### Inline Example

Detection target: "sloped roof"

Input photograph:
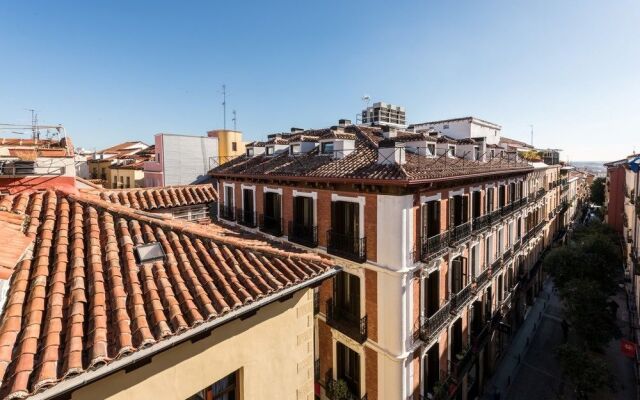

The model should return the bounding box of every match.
[210,125,533,184]
[0,190,334,399]
[95,184,218,211]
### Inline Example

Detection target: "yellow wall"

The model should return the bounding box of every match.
[109,168,144,189]
[71,289,315,400]
[210,130,246,161]
[88,160,112,181]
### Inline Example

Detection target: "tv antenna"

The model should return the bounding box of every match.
[232,110,237,131]
[220,84,227,130]
[362,95,371,109]
[26,109,39,140]
[529,124,534,147]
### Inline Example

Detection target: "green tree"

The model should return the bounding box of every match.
[557,344,612,398]
[590,177,605,205]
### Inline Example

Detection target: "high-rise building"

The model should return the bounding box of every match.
[361,102,406,127]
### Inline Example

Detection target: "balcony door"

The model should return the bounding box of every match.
[471,300,483,336]
[498,185,506,208]
[424,343,440,396]
[472,191,481,219]
[422,200,441,238]
[509,182,516,203]
[423,270,440,318]
[337,342,360,397]
[334,271,360,322]
[449,195,469,227]
[293,196,313,227]
[451,256,468,294]
[224,186,234,208]
[486,188,495,213]
[263,192,282,233]
[451,318,463,356]
[332,201,359,239]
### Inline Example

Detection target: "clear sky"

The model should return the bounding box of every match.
[1,0,638,161]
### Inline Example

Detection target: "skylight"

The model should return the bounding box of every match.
[134,242,166,263]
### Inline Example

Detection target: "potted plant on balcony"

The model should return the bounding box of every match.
[327,378,350,400]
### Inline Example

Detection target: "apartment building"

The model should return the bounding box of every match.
[210,121,570,400]
[87,141,150,186]
[0,179,336,399]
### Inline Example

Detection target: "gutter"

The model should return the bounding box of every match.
[35,267,339,400]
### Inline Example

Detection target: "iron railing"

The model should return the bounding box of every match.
[325,298,368,343]
[419,302,451,342]
[236,208,257,227]
[420,231,450,262]
[219,204,235,221]
[326,230,367,263]
[325,376,367,400]
[450,347,473,380]
[288,221,318,247]
[259,214,283,236]
[450,221,471,245]
[472,269,489,292]
[449,283,472,312]
[472,214,490,232]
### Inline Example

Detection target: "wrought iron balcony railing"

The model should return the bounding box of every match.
[419,301,451,342]
[325,299,368,343]
[450,347,473,380]
[288,221,318,248]
[259,214,283,236]
[236,208,257,228]
[420,231,450,262]
[219,204,235,221]
[450,221,471,245]
[472,269,489,292]
[327,230,367,263]
[472,214,490,232]
[449,283,472,312]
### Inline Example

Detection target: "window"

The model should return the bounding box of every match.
[448,145,455,156]
[265,146,274,156]
[232,142,237,151]
[336,342,360,397]
[290,144,301,154]
[427,144,435,156]
[246,148,254,157]
[334,271,360,320]
[126,176,131,188]
[321,142,334,155]
[188,371,239,400]
[443,124,449,129]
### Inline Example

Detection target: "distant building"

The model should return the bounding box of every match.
[0,136,76,193]
[144,133,218,187]
[604,158,629,234]
[411,116,502,145]
[87,141,150,185]
[361,101,406,127]
[207,129,246,164]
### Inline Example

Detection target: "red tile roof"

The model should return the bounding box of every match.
[0,190,334,398]
[0,212,30,280]
[95,184,218,211]
[211,125,533,184]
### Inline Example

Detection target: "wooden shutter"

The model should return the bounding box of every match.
[435,201,441,233]
[463,195,469,222]
[449,198,455,229]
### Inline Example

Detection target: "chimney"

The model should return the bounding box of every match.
[377,139,406,165]
[381,125,398,139]
[338,119,351,127]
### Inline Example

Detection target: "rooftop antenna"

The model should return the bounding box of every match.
[221,84,227,130]
[529,124,534,147]
[232,110,237,131]
[26,109,39,141]
[360,95,371,124]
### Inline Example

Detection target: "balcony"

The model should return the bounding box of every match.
[420,231,450,262]
[472,214,490,232]
[449,283,472,312]
[259,214,283,236]
[503,247,513,262]
[450,347,473,381]
[491,258,503,276]
[288,221,318,248]
[472,269,489,293]
[419,302,451,342]
[501,202,515,217]
[219,204,235,221]
[327,230,367,263]
[471,322,491,353]
[536,188,545,200]
[325,299,368,343]
[236,208,257,228]
[513,240,521,253]
[450,221,471,245]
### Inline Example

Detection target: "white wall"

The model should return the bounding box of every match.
[161,135,218,186]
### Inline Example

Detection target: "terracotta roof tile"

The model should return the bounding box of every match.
[95,184,217,211]
[0,190,333,398]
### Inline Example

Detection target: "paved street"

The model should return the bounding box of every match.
[486,278,637,400]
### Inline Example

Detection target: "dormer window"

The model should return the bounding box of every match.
[266,146,274,156]
[246,148,254,157]
[427,144,436,156]
[448,145,456,157]
[321,142,334,155]
[290,144,301,155]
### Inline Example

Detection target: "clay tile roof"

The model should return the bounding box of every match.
[95,184,218,211]
[0,190,335,398]
[210,125,533,183]
[0,211,30,279]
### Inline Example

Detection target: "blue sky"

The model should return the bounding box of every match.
[1,0,638,161]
